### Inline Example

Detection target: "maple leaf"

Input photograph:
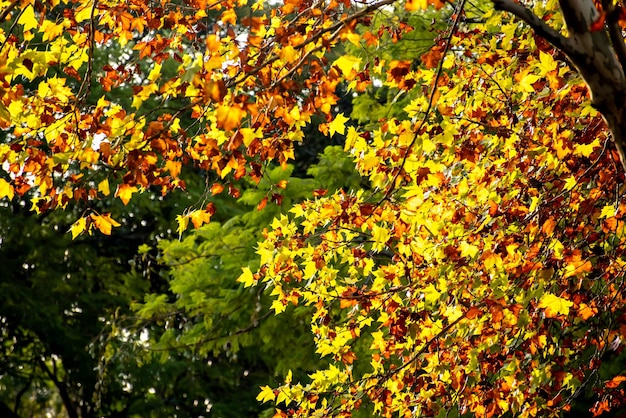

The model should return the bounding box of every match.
[175,214,189,237]
[210,183,224,195]
[98,179,110,196]
[70,217,87,239]
[538,293,573,318]
[189,209,212,228]
[91,213,121,235]
[536,51,557,75]
[333,56,361,77]
[238,267,256,288]
[421,46,443,69]
[257,385,276,403]
[577,303,598,320]
[0,178,14,200]
[599,205,616,218]
[18,5,38,32]
[329,113,349,137]
[116,184,138,205]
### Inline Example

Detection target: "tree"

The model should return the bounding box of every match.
[118,149,360,417]
[0,174,225,417]
[4,0,626,417]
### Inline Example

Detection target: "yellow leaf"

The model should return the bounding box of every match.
[371,224,390,252]
[279,45,298,63]
[40,19,65,42]
[256,385,276,403]
[70,217,87,239]
[528,195,540,213]
[573,139,600,157]
[519,74,540,93]
[165,160,182,178]
[238,267,256,287]
[329,113,349,137]
[91,213,121,235]
[563,259,592,279]
[0,178,14,200]
[98,179,110,196]
[18,5,38,32]
[405,0,427,10]
[423,283,441,305]
[333,55,361,77]
[600,205,616,218]
[538,293,573,318]
[537,51,557,75]
[271,298,287,314]
[147,62,162,82]
[241,128,260,147]
[116,184,138,205]
[74,4,93,22]
[459,241,479,259]
[564,175,577,191]
[176,214,189,236]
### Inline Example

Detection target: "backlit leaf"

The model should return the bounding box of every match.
[329,113,349,137]
[116,184,138,205]
[91,213,121,235]
[256,385,276,403]
[538,293,573,318]
[18,5,38,32]
[70,217,87,240]
[333,56,361,77]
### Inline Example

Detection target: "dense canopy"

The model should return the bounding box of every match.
[3,0,626,416]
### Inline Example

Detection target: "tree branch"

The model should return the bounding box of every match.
[39,358,79,418]
[558,0,600,33]
[492,0,570,54]
[605,4,626,73]
[0,0,20,22]
[0,401,21,418]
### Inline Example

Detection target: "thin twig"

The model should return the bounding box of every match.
[380,0,467,202]
[0,0,19,23]
[77,0,98,102]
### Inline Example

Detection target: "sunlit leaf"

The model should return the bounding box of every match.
[538,293,573,318]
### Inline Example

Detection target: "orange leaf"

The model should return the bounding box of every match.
[189,209,212,228]
[165,160,182,178]
[577,303,598,320]
[421,46,443,69]
[257,196,268,211]
[211,183,224,195]
[465,306,483,319]
[216,104,246,131]
[542,217,556,235]
[116,184,138,205]
[606,375,626,389]
[91,213,121,235]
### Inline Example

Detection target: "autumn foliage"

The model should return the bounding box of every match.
[4,0,626,416]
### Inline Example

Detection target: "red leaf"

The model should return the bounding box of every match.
[589,13,605,31]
